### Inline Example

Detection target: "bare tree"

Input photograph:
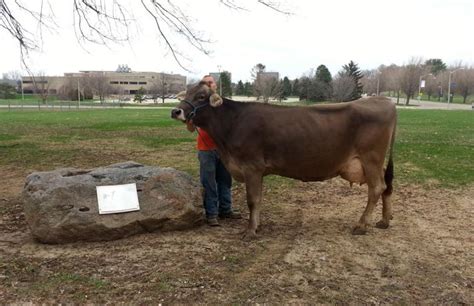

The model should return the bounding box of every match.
[254,72,281,103]
[380,64,403,103]
[423,75,438,101]
[361,65,390,96]
[332,74,356,102]
[399,58,425,105]
[31,72,51,106]
[361,69,381,95]
[455,67,474,103]
[2,70,21,81]
[251,63,267,99]
[149,74,169,103]
[1,70,21,90]
[1,1,289,71]
[86,73,112,103]
[58,77,79,100]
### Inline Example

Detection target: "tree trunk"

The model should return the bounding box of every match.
[396,90,400,104]
[405,93,410,105]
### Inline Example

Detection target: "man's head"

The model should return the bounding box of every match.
[202,75,217,92]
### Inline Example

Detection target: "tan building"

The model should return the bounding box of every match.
[22,67,186,98]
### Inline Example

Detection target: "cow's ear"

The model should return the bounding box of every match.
[176,91,186,101]
[209,93,223,107]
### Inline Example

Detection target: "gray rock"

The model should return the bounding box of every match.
[22,161,203,244]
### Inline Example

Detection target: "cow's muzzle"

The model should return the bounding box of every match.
[171,108,186,122]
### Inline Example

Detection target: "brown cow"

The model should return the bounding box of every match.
[171,82,397,239]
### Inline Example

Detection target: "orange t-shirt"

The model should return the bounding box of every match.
[197,128,217,151]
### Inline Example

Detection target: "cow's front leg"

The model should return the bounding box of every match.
[242,173,263,240]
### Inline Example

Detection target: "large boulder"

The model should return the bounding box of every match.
[22,161,203,244]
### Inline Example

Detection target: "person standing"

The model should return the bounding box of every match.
[186,75,241,226]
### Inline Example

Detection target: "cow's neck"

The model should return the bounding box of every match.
[194,98,237,152]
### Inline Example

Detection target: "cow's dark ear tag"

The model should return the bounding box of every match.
[210,93,223,107]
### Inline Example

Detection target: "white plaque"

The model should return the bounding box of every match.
[96,183,140,214]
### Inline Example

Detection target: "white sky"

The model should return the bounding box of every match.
[1,0,473,82]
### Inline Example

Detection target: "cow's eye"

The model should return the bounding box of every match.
[199,94,206,99]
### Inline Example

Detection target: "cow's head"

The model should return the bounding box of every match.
[171,81,223,123]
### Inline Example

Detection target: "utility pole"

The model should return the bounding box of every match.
[447,68,464,105]
[21,77,24,100]
[77,78,81,109]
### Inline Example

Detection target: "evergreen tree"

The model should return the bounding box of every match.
[219,71,232,97]
[282,76,292,98]
[292,78,300,96]
[298,77,311,100]
[425,58,447,75]
[243,82,253,96]
[342,60,363,100]
[235,80,245,96]
[0,83,16,99]
[315,65,332,83]
[133,87,146,103]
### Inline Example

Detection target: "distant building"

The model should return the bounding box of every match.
[21,66,186,96]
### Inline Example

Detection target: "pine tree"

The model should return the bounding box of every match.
[235,80,245,96]
[425,58,447,75]
[315,65,332,83]
[243,82,253,97]
[342,60,363,100]
[219,71,232,98]
[292,78,300,96]
[282,76,292,98]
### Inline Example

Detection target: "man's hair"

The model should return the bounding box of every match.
[203,74,211,78]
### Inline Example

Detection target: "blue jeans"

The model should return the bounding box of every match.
[198,150,232,218]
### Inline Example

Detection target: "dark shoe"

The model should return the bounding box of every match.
[219,210,242,219]
[207,217,220,227]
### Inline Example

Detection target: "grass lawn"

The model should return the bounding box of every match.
[0,108,472,187]
[1,106,473,305]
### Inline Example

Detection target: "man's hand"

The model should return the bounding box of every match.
[186,120,196,132]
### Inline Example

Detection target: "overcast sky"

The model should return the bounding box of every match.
[1,0,473,82]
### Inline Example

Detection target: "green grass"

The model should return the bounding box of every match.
[0,95,179,107]
[384,92,474,104]
[395,110,473,186]
[0,108,472,186]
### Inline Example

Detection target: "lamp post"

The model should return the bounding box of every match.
[376,77,380,96]
[418,73,433,103]
[447,68,465,105]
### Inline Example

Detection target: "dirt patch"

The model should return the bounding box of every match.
[0,167,473,304]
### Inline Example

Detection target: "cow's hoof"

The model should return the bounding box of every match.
[352,225,367,235]
[375,220,390,229]
[241,229,258,241]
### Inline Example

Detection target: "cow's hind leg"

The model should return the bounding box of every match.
[353,161,385,235]
[242,173,263,240]
[375,191,392,229]
[376,158,394,229]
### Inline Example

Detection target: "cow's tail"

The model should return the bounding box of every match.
[383,116,397,197]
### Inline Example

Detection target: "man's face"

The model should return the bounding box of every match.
[202,76,217,92]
